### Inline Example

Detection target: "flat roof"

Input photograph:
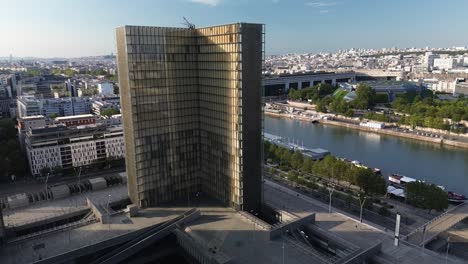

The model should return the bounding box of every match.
[56,114,95,120]
[21,115,45,120]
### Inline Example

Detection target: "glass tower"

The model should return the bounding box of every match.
[116,23,264,211]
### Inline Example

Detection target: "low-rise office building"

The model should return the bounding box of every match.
[25,123,125,176]
[17,96,91,118]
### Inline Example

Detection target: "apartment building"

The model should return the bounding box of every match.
[25,123,125,176]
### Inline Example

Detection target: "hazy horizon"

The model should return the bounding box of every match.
[1,0,467,58]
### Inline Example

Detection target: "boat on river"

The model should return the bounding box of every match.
[388,174,466,203]
[448,192,468,203]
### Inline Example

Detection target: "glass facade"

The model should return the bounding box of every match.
[116,23,264,211]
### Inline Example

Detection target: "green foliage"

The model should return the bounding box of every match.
[290,150,304,170]
[25,69,42,77]
[288,88,301,100]
[264,140,386,200]
[364,112,390,122]
[420,89,434,99]
[378,206,391,217]
[101,108,120,117]
[0,120,28,180]
[85,69,107,76]
[287,84,337,102]
[394,95,468,132]
[353,83,376,109]
[52,68,77,77]
[354,167,386,196]
[49,113,59,119]
[315,101,327,113]
[405,181,448,212]
[374,94,389,104]
[329,97,352,115]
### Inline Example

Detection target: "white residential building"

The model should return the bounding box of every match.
[433,58,456,70]
[25,123,124,176]
[17,96,91,118]
[97,82,114,96]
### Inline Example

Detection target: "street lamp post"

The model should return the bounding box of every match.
[445,236,450,264]
[282,228,288,264]
[106,194,112,212]
[107,194,112,232]
[45,173,50,201]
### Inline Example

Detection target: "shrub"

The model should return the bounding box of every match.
[378,206,391,217]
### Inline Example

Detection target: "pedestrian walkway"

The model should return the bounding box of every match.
[406,202,468,246]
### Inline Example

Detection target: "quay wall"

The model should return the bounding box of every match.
[265,112,468,149]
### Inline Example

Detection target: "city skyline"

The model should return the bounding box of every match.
[1,0,468,58]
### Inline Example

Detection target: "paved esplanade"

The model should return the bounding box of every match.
[264,179,465,264]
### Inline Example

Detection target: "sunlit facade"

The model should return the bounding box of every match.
[116,23,264,211]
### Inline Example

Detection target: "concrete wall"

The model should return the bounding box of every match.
[270,213,316,240]
[340,242,382,264]
[86,198,108,224]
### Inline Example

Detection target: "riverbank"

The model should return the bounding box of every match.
[265,111,468,149]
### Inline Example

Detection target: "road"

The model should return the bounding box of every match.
[264,179,394,236]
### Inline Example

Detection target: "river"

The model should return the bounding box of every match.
[264,115,468,196]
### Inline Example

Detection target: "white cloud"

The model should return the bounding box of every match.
[305,1,337,8]
[189,0,221,6]
[320,9,329,13]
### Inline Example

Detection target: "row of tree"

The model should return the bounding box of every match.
[363,112,391,122]
[288,83,337,102]
[288,83,379,116]
[264,140,386,197]
[264,140,449,212]
[392,91,468,122]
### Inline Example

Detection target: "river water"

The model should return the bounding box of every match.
[264,115,468,196]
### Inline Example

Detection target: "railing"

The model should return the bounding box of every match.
[7,213,98,244]
[238,210,272,230]
[404,201,468,241]
[4,206,89,228]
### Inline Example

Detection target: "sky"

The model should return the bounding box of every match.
[1,0,468,58]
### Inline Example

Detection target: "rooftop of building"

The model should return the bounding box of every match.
[55,114,95,121]
[20,115,45,120]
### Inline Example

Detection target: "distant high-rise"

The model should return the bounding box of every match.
[116,23,264,211]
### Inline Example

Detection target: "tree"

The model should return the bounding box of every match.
[101,108,120,117]
[40,167,51,177]
[0,119,27,181]
[354,83,376,109]
[354,167,386,223]
[319,155,342,213]
[290,150,304,169]
[288,88,301,101]
[315,101,327,113]
[301,157,314,173]
[405,181,448,212]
